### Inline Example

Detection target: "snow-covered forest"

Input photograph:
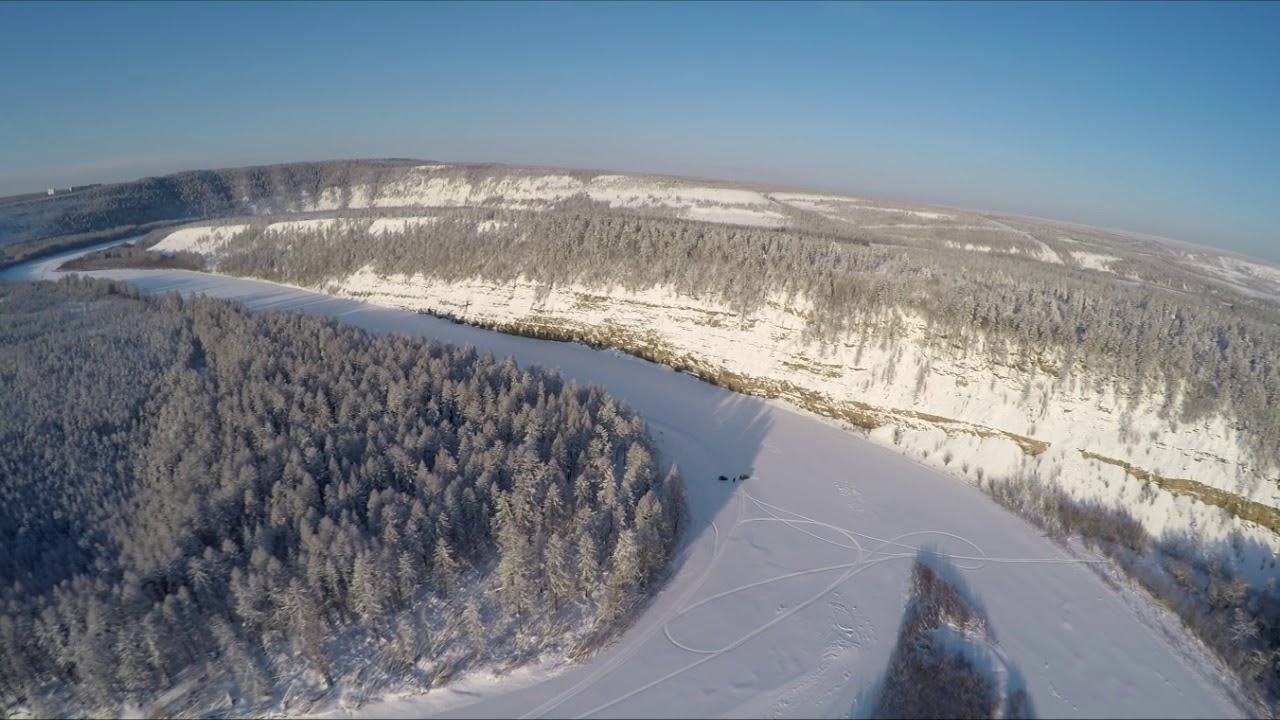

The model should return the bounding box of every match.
[190,206,1279,472]
[125,193,1280,711]
[0,276,683,716]
[8,160,1280,715]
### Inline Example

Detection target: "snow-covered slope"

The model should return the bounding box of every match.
[69,266,1244,718]
[1184,251,1280,301]
[151,224,249,254]
[1070,251,1121,273]
[142,166,1280,580]
[140,207,1280,579]
[320,269,1279,572]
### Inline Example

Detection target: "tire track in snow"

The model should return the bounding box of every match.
[981,217,1062,264]
[520,490,747,719]
[576,491,1103,718]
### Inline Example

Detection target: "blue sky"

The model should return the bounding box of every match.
[1,1,1276,259]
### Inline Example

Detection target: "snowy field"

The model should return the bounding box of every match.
[17,261,1238,719]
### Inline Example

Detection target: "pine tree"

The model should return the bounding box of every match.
[544,533,576,612]
[576,532,601,602]
[432,537,460,597]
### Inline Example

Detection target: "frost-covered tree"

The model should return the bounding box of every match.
[0,277,684,716]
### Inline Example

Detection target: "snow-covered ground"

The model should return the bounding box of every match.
[312,165,784,225]
[266,218,342,234]
[1070,251,1121,272]
[368,216,440,235]
[1184,252,1280,301]
[476,219,515,234]
[104,216,1280,575]
[944,242,996,253]
[682,205,786,228]
[325,270,1279,567]
[768,192,1070,264]
[35,261,1242,719]
[92,209,1280,576]
[979,217,1064,264]
[771,192,954,221]
[151,224,249,255]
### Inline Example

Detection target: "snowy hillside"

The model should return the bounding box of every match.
[74,266,1248,718]
[146,189,1280,573]
[316,167,788,228]
[44,161,1280,713]
[322,270,1278,567]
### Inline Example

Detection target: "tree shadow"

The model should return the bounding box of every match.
[851,547,1037,720]
[1122,528,1280,712]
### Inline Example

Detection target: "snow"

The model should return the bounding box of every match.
[945,242,996,253]
[371,170,580,209]
[1187,253,1280,299]
[367,216,440,235]
[852,205,953,220]
[584,177,771,210]
[30,256,1237,717]
[682,206,786,228]
[981,218,1063,265]
[476,219,514,234]
[313,188,346,212]
[329,269,1276,544]
[769,194,1068,266]
[771,192,864,204]
[1071,251,1121,272]
[864,224,998,231]
[266,218,342,234]
[943,241,1074,265]
[153,216,442,253]
[50,226,1274,569]
[1222,256,1280,284]
[301,165,781,227]
[150,225,248,255]
[771,193,955,221]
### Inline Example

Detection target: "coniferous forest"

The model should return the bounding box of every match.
[0,276,683,715]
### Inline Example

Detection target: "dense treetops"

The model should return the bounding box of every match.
[0,277,683,716]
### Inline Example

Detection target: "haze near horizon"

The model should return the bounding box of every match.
[1,0,1276,260]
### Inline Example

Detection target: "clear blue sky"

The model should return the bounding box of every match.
[1,1,1276,260]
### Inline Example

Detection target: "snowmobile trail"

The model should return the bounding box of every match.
[519,491,746,720]
[533,479,1175,718]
